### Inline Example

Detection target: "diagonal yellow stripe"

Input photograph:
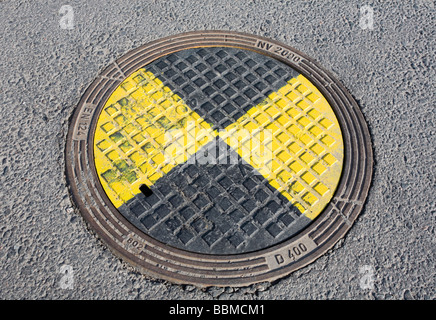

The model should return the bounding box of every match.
[219,74,343,220]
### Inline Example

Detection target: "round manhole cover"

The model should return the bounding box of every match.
[66,31,372,287]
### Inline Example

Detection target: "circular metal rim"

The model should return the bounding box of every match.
[65,31,373,287]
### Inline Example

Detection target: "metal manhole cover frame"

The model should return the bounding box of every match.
[65,31,373,287]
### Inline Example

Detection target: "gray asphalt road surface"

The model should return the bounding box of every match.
[0,0,434,299]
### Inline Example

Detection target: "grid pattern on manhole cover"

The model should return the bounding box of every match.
[92,47,344,254]
[67,32,374,287]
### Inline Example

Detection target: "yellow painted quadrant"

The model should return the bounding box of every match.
[94,67,343,222]
[219,74,344,220]
[94,69,216,208]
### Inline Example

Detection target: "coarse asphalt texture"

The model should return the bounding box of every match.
[0,0,434,299]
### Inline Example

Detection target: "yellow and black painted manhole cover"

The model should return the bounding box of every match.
[66,31,372,287]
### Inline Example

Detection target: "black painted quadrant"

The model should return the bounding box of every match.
[118,137,310,254]
[145,47,299,130]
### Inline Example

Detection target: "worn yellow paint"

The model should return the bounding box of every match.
[94,68,343,221]
[94,69,215,208]
[219,74,343,220]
